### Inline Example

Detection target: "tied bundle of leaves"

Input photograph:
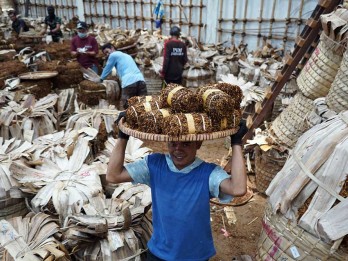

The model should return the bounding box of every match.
[213,82,243,109]
[128,95,162,107]
[211,109,242,131]
[160,84,202,113]
[162,113,212,136]
[138,108,172,134]
[196,86,235,119]
[125,101,161,129]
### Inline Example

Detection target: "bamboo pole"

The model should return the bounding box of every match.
[283,0,292,51]
[297,0,305,37]
[109,1,112,27]
[169,0,173,30]
[268,0,277,41]
[141,0,144,29]
[232,0,237,43]
[124,1,128,29]
[117,0,121,27]
[198,0,203,43]
[188,0,193,36]
[133,0,137,29]
[179,0,182,27]
[242,0,249,43]
[218,0,223,43]
[150,0,154,32]
[257,0,265,47]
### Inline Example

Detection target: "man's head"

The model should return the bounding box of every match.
[101,43,116,56]
[167,141,203,170]
[170,26,181,37]
[8,11,17,22]
[47,5,55,17]
[76,21,88,38]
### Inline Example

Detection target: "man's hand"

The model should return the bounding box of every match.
[116,111,129,140]
[230,120,248,146]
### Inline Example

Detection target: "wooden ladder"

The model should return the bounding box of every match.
[224,0,341,173]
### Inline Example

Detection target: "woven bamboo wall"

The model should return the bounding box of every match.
[16,0,318,51]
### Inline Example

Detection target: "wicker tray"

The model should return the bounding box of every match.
[119,118,238,141]
[19,71,58,80]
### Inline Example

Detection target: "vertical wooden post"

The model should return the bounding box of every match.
[218,0,223,43]
[140,0,144,29]
[268,0,277,41]
[283,0,292,51]
[257,0,265,47]
[242,0,249,43]
[198,0,203,43]
[232,0,237,43]
[188,0,193,37]
[133,0,137,29]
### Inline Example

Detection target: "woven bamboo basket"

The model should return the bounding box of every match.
[326,48,348,113]
[257,205,348,261]
[296,33,345,100]
[254,147,287,194]
[119,118,237,141]
[270,92,314,148]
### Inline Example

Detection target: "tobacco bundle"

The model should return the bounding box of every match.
[211,109,242,131]
[162,113,212,136]
[196,86,235,119]
[126,100,162,129]
[161,84,202,113]
[128,95,161,107]
[213,82,243,109]
[138,108,172,134]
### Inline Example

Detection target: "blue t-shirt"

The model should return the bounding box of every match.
[100,51,145,88]
[125,153,232,261]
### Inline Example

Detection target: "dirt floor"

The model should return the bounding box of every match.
[143,138,267,261]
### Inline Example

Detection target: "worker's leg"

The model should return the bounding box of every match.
[136,81,147,96]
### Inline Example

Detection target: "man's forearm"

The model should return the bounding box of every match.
[106,138,129,183]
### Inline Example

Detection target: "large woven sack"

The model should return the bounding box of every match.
[270,92,314,148]
[326,48,348,113]
[296,33,345,100]
[257,205,348,260]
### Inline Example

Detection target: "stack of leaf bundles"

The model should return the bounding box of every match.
[138,108,172,134]
[213,82,243,109]
[125,100,162,129]
[210,109,242,131]
[161,84,202,113]
[197,85,235,122]
[162,113,212,136]
[128,95,162,107]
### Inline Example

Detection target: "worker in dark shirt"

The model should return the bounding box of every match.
[40,5,63,42]
[161,26,188,85]
[8,10,29,36]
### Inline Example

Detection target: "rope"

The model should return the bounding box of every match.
[292,152,346,202]
[174,115,183,134]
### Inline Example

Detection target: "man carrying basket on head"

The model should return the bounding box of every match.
[106,114,248,261]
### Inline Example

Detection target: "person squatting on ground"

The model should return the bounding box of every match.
[70,21,99,73]
[161,26,188,85]
[106,114,248,261]
[99,43,147,109]
[8,10,29,37]
[40,5,63,42]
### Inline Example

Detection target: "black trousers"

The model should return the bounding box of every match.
[121,80,147,109]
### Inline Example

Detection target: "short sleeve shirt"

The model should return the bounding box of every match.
[125,154,233,202]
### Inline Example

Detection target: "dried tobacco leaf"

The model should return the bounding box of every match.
[162,113,212,136]
[125,101,162,129]
[211,109,242,131]
[138,108,172,134]
[160,83,202,113]
[196,86,235,119]
[128,95,162,107]
[213,82,243,109]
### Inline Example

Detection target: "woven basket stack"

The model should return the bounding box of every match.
[270,7,348,148]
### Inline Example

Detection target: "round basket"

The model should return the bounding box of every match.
[257,205,348,260]
[326,48,348,113]
[119,118,238,141]
[19,71,58,80]
[255,147,287,194]
[270,92,314,148]
[296,33,344,100]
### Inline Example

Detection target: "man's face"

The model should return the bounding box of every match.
[77,28,87,34]
[167,141,202,170]
[9,14,16,22]
[103,47,114,57]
